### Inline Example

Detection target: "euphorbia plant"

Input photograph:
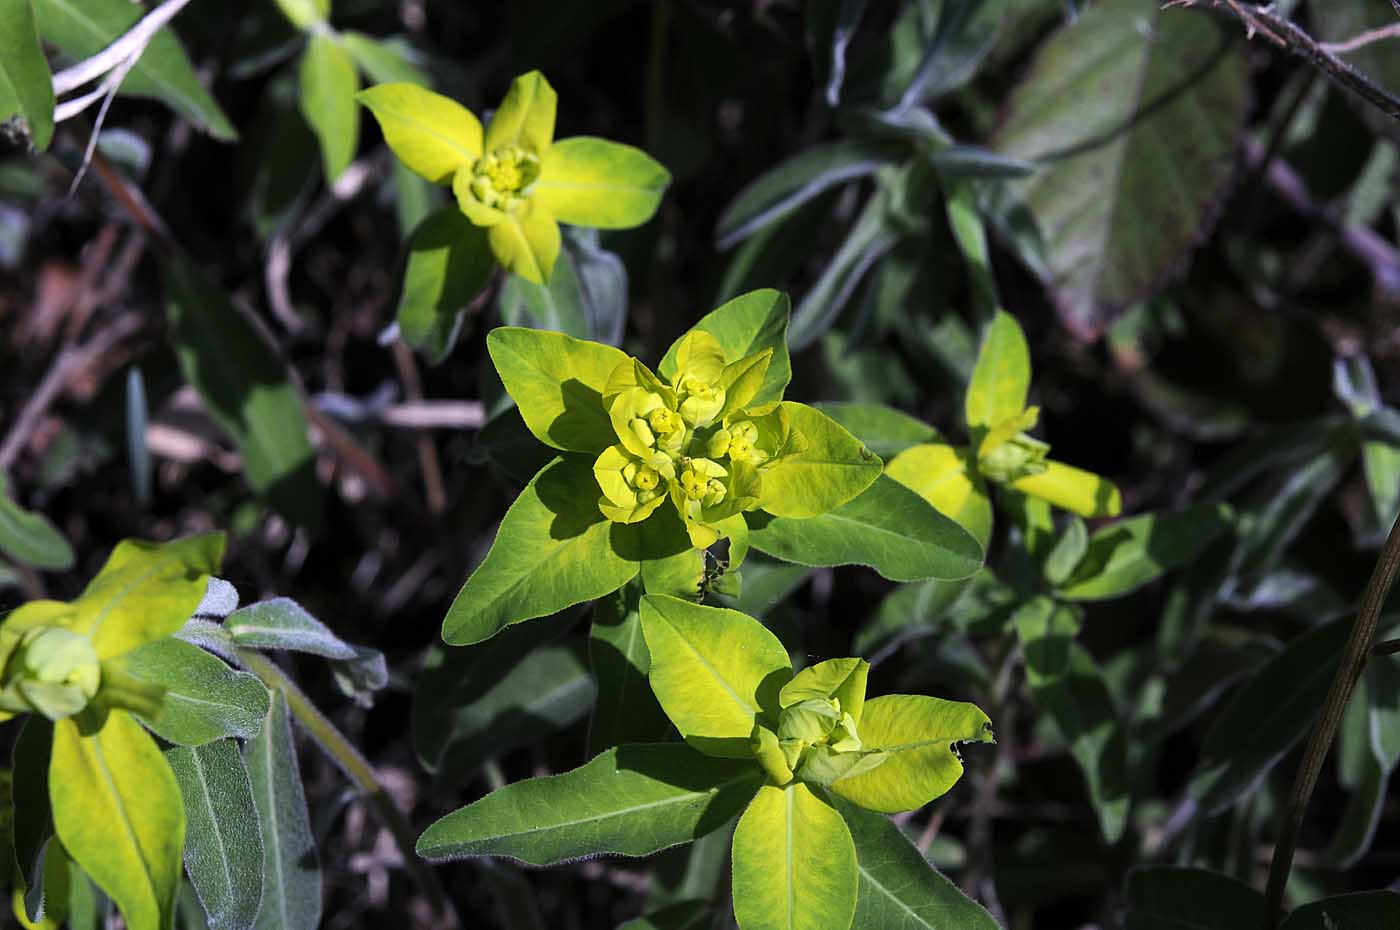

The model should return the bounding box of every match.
[886,309,1122,548]
[418,596,994,930]
[443,289,885,645]
[1,535,227,930]
[358,69,671,285]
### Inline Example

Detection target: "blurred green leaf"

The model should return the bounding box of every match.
[34,0,236,140]
[993,0,1248,335]
[0,474,73,570]
[1057,503,1233,601]
[299,34,361,183]
[164,259,322,529]
[1122,866,1264,930]
[0,0,55,149]
[1279,891,1400,930]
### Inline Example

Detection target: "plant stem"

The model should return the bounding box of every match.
[1262,511,1400,928]
[236,648,457,926]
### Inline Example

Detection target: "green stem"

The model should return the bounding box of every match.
[1262,511,1400,928]
[236,648,457,926]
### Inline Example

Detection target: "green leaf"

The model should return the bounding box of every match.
[639,594,791,757]
[885,443,993,549]
[731,783,857,930]
[338,33,429,86]
[34,0,236,141]
[1189,615,1351,814]
[442,457,638,645]
[1279,892,1400,930]
[748,475,984,583]
[1043,517,1088,587]
[271,0,326,29]
[714,141,895,249]
[588,585,672,754]
[487,326,628,454]
[164,259,322,529]
[1057,503,1232,601]
[1011,459,1121,519]
[165,741,264,930]
[835,799,1001,930]
[811,403,938,460]
[660,290,792,410]
[1122,866,1263,930]
[225,598,356,660]
[123,639,269,747]
[964,310,1029,431]
[900,0,1008,103]
[395,206,493,363]
[357,83,483,185]
[299,34,361,183]
[45,534,223,662]
[416,744,763,864]
[992,0,1248,336]
[0,0,54,149]
[758,403,882,518]
[828,693,992,813]
[484,197,562,284]
[533,136,670,229]
[246,690,321,930]
[0,476,73,569]
[484,70,557,154]
[499,226,629,344]
[1013,596,1128,842]
[11,716,54,905]
[429,643,595,784]
[50,712,185,930]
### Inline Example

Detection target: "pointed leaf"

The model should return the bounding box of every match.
[829,694,992,813]
[731,783,857,930]
[165,741,264,930]
[812,403,937,460]
[835,799,1001,930]
[50,713,185,930]
[588,585,671,754]
[0,480,73,570]
[639,594,791,757]
[395,206,493,363]
[246,691,321,930]
[123,639,269,746]
[533,136,669,229]
[486,327,628,454]
[416,744,763,864]
[485,70,557,154]
[748,475,984,582]
[964,311,1029,430]
[357,83,483,185]
[442,457,638,645]
[299,34,361,183]
[11,717,54,902]
[758,403,882,518]
[1011,459,1121,519]
[225,598,357,660]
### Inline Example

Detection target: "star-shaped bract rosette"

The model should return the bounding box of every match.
[358,70,671,285]
[439,290,884,647]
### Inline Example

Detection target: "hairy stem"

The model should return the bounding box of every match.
[236,648,457,925]
[1262,511,1400,928]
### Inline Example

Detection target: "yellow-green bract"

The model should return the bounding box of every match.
[886,309,1122,548]
[416,596,993,930]
[0,534,226,930]
[358,71,671,284]
[440,289,884,646]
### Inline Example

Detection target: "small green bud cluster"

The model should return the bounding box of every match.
[0,626,100,721]
[466,144,542,212]
[593,331,803,549]
[975,406,1050,484]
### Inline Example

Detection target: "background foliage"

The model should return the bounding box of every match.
[5,0,1400,928]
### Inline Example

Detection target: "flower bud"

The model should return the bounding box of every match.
[9,627,100,721]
